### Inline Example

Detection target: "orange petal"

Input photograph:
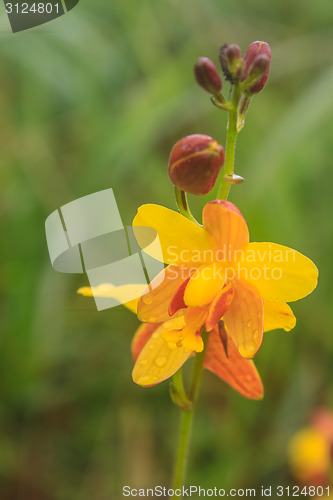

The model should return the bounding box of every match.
[223,280,264,359]
[168,276,192,316]
[137,265,193,323]
[202,200,249,256]
[131,323,160,362]
[206,282,234,331]
[132,320,191,387]
[204,327,264,400]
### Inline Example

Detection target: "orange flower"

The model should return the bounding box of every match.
[132,200,318,386]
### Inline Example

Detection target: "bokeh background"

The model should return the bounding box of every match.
[1,0,333,498]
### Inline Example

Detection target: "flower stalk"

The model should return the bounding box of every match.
[216,82,242,201]
[170,332,209,499]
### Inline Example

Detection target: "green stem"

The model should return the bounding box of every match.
[170,332,208,499]
[174,187,199,224]
[216,84,242,200]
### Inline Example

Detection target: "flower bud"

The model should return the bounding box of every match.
[242,41,271,94]
[219,43,243,82]
[194,57,222,95]
[168,134,225,195]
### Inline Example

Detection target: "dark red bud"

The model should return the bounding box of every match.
[219,43,243,82]
[194,57,222,95]
[242,41,271,94]
[168,134,225,195]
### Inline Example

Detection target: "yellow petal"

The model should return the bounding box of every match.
[133,204,216,265]
[184,263,225,307]
[131,323,160,362]
[77,283,147,313]
[263,298,296,332]
[223,280,264,359]
[237,242,318,302]
[132,321,191,386]
[202,200,249,255]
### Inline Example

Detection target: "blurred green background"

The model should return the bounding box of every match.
[1,0,332,498]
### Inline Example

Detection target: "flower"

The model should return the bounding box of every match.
[288,409,333,486]
[132,200,318,386]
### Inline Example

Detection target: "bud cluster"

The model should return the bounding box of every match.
[194,40,271,97]
[167,41,271,198]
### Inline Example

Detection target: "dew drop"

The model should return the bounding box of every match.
[149,316,157,323]
[238,341,257,358]
[152,332,159,339]
[140,359,148,366]
[247,319,253,328]
[155,357,167,367]
[137,375,158,386]
[149,344,156,350]
[253,329,260,340]
[142,294,153,305]
[168,342,177,350]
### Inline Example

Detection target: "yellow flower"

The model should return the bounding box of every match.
[288,427,331,483]
[132,200,318,386]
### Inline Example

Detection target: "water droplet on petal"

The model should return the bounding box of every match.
[149,316,157,323]
[152,332,159,339]
[247,320,253,328]
[149,344,156,350]
[140,359,148,366]
[137,375,158,386]
[238,341,257,358]
[168,342,177,350]
[253,329,260,340]
[155,357,167,367]
[142,295,153,305]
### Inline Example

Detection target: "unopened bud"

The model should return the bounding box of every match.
[168,134,225,195]
[219,43,243,82]
[242,41,271,94]
[194,57,222,95]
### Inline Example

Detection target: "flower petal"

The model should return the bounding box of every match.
[131,323,160,362]
[184,263,225,307]
[205,282,234,331]
[204,327,264,400]
[263,299,296,332]
[237,242,318,302]
[137,265,193,323]
[133,204,216,265]
[77,283,147,313]
[168,276,191,316]
[202,200,249,254]
[132,321,191,386]
[223,280,264,359]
